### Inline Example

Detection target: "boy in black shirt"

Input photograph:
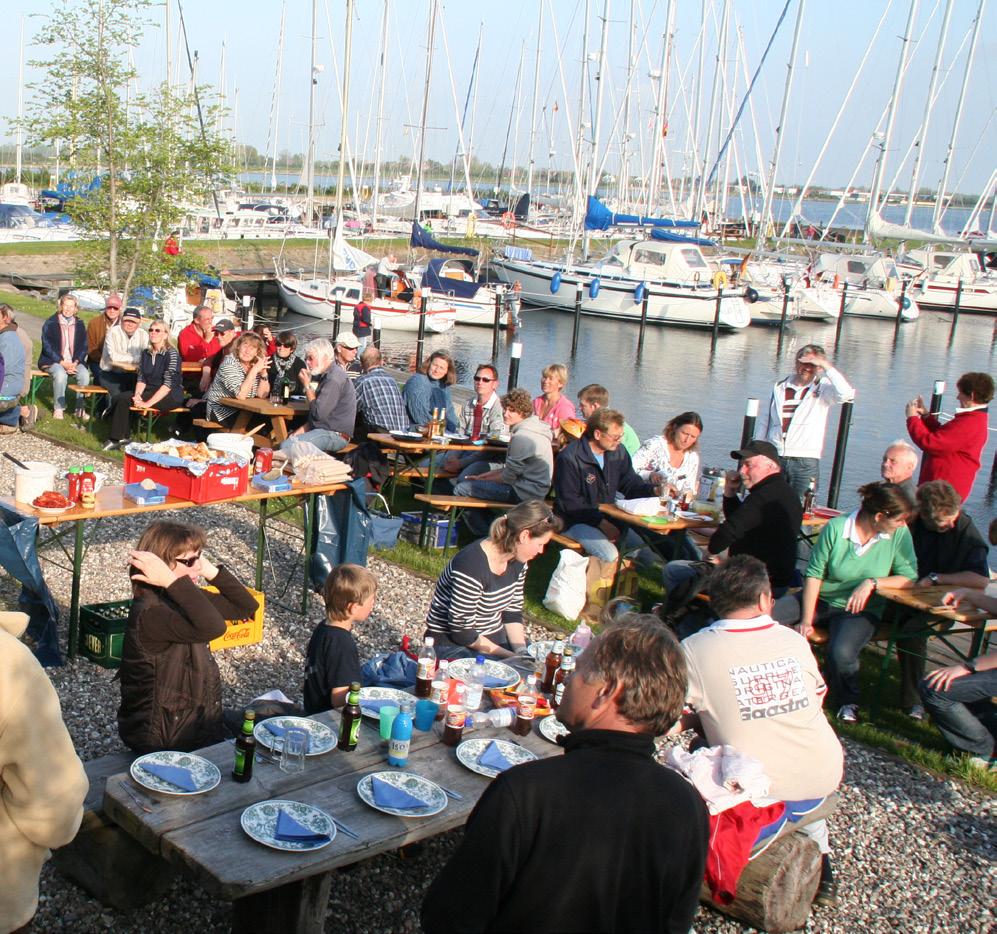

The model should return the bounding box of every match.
[303,565,377,714]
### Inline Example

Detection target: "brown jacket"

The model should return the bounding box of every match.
[86,312,116,367]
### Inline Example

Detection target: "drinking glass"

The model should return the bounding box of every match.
[414,699,439,731]
[279,728,307,774]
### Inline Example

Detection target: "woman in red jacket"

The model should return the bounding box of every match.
[906,371,993,502]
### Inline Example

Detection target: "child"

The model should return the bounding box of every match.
[303,565,378,714]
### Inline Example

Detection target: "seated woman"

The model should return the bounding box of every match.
[103,319,183,450]
[799,482,918,723]
[204,331,271,428]
[268,330,307,401]
[632,411,703,501]
[425,500,561,660]
[532,363,576,435]
[402,350,457,430]
[117,520,259,753]
[252,323,277,357]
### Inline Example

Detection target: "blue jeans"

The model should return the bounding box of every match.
[565,523,642,563]
[47,362,90,411]
[781,456,820,500]
[825,610,878,708]
[451,478,518,536]
[920,668,997,759]
[280,429,349,454]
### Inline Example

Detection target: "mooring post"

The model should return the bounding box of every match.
[778,275,790,337]
[242,294,254,331]
[507,340,522,391]
[833,281,848,348]
[332,296,342,343]
[637,288,650,354]
[894,278,908,333]
[372,321,381,350]
[929,380,945,415]
[492,288,503,360]
[571,282,583,356]
[740,398,759,449]
[415,287,429,371]
[710,286,723,351]
[826,399,854,510]
[948,278,963,341]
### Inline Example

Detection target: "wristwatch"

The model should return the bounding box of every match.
[928,572,940,585]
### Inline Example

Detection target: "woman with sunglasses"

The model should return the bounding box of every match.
[425,500,562,660]
[267,330,307,402]
[102,318,184,450]
[118,520,259,753]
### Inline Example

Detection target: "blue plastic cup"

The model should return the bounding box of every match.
[414,699,439,731]
[379,705,400,741]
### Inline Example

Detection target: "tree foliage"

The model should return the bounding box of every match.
[24,0,233,296]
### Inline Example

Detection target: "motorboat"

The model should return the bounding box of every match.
[796,253,919,322]
[418,257,506,327]
[899,249,997,314]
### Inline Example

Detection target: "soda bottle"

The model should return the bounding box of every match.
[79,465,97,509]
[387,701,414,767]
[463,655,487,711]
[232,709,256,783]
[570,622,592,650]
[541,640,565,694]
[802,478,817,519]
[442,701,466,747]
[429,660,451,717]
[415,636,436,698]
[552,646,576,710]
[338,682,362,751]
[488,707,515,729]
[513,676,538,736]
[67,467,82,504]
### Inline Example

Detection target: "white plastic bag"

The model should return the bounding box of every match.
[543,549,589,620]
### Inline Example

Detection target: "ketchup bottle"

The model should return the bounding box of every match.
[67,467,82,504]
[79,466,97,509]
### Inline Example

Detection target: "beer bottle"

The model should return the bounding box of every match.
[542,640,564,694]
[802,478,817,519]
[552,646,576,710]
[232,709,257,783]
[338,682,362,751]
[415,636,437,698]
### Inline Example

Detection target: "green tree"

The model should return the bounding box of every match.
[24,0,233,297]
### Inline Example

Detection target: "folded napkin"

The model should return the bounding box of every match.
[274,809,330,844]
[482,675,510,688]
[478,741,514,773]
[264,721,311,752]
[360,699,398,715]
[140,762,198,792]
[371,775,428,810]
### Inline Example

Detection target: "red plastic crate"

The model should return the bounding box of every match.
[123,454,249,504]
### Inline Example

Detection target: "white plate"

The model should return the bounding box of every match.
[389,431,423,441]
[33,503,73,515]
[130,751,221,796]
[254,717,335,756]
[455,738,537,778]
[526,640,586,660]
[447,657,520,689]
[241,799,336,852]
[358,686,413,720]
[356,770,448,818]
[538,716,571,744]
[676,510,708,521]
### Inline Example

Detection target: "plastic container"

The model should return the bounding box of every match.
[13,461,58,504]
[387,703,414,767]
[123,454,249,504]
[207,432,255,462]
[79,599,132,668]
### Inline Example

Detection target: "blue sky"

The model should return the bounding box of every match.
[1,0,994,197]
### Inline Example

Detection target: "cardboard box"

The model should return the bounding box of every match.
[207,586,265,652]
[124,454,248,504]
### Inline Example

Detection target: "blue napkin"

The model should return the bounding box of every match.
[482,676,510,688]
[264,720,311,752]
[478,741,514,773]
[360,699,398,715]
[274,809,330,844]
[370,775,428,810]
[140,762,198,792]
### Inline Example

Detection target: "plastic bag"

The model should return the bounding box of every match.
[542,549,589,620]
[615,496,661,516]
[309,478,373,591]
[366,492,404,550]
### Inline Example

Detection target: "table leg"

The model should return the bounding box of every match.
[301,493,315,614]
[869,623,900,721]
[67,520,84,660]
[256,499,267,592]
[419,451,438,548]
[271,415,289,445]
[232,411,251,433]
[231,872,333,934]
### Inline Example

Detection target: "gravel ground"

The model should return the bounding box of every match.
[2,433,994,933]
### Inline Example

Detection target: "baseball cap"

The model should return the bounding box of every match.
[121,306,143,321]
[335,332,360,349]
[105,292,123,310]
[730,440,781,462]
[213,319,237,333]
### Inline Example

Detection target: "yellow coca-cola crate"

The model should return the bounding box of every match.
[206,586,265,652]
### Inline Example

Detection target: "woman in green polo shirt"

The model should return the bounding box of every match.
[799,482,918,723]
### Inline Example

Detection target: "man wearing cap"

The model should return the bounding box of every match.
[86,292,122,382]
[333,331,362,376]
[663,440,803,606]
[99,307,149,399]
[178,305,222,392]
[281,337,356,454]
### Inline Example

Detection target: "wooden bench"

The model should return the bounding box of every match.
[70,384,109,422]
[51,751,178,909]
[131,405,189,442]
[28,368,47,404]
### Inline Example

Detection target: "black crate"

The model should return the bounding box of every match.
[79,599,132,669]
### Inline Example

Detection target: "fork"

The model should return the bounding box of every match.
[120,780,154,814]
[437,785,464,801]
[332,817,361,840]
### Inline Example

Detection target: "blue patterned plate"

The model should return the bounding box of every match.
[241,799,336,852]
[130,751,220,796]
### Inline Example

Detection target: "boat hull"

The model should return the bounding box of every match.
[916,280,997,314]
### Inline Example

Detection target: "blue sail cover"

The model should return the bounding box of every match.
[424,258,482,300]
[410,221,479,256]
[584,196,699,231]
[650,228,717,247]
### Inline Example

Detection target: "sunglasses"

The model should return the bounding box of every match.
[174,553,201,567]
[473,376,495,383]
[149,328,167,334]
[528,512,558,533]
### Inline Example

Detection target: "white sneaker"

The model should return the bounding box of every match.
[53,407,64,420]
[908,704,925,721]
[837,704,859,723]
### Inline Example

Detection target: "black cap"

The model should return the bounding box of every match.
[730,440,781,462]
[213,319,236,333]
[121,306,143,320]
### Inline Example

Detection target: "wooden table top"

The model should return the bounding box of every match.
[877,584,992,626]
[369,432,506,454]
[598,502,720,533]
[102,707,560,901]
[221,397,296,418]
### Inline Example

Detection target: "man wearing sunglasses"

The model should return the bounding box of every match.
[443,364,507,478]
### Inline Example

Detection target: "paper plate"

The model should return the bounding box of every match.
[455,738,537,778]
[356,770,447,818]
[241,799,336,852]
[254,716,335,756]
[130,751,221,796]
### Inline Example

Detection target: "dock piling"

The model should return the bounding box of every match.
[893,279,909,335]
[826,400,854,510]
[833,282,848,348]
[571,283,583,356]
[332,296,342,343]
[948,279,963,342]
[507,341,522,391]
[415,287,430,370]
[778,276,790,337]
[929,380,945,415]
[637,289,650,354]
[740,398,759,449]
[710,286,722,351]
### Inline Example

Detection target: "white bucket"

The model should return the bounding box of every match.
[14,461,59,504]
[207,432,254,462]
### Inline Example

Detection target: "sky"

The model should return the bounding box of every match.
[0,0,994,200]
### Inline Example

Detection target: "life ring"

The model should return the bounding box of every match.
[550,272,562,294]
[589,278,601,299]
[711,269,728,290]
[634,282,646,303]
[501,211,516,229]
[744,287,760,304]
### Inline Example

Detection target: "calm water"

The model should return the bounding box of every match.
[276,303,996,527]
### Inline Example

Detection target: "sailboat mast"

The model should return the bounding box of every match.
[574,0,591,225]
[933,0,986,230]
[16,15,24,183]
[165,0,172,88]
[526,4,543,215]
[648,1,674,214]
[695,0,730,223]
[411,0,438,226]
[305,0,318,226]
[334,0,354,226]
[268,2,287,193]
[865,0,919,239]
[587,0,611,199]
[758,0,805,247]
[371,0,389,223]
[618,0,636,204]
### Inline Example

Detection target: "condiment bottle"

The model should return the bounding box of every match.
[415,636,437,698]
[387,701,414,767]
[429,660,451,718]
[79,466,97,509]
[232,709,256,783]
[67,467,82,504]
[542,640,565,694]
[442,701,466,747]
[338,682,362,751]
[552,646,576,710]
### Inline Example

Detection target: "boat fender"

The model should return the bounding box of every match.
[832,274,841,289]
[550,272,561,294]
[633,282,646,303]
[744,286,759,304]
[711,269,728,289]
[589,278,601,299]
[902,295,911,310]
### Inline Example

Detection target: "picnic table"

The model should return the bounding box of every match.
[0,478,346,659]
[220,397,307,447]
[101,703,560,933]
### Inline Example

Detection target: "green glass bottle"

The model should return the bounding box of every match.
[232,709,256,782]
[338,682,362,751]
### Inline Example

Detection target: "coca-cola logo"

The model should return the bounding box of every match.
[223,624,251,641]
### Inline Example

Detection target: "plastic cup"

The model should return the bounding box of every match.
[379,705,400,741]
[414,699,439,731]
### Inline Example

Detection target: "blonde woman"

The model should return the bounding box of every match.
[205,331,270,427]
[532,363,576,433]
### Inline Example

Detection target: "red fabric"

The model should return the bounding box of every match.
[471,402,484,440]
[704,800,786,905]
[907,409,989,501]
[178,324,221,363]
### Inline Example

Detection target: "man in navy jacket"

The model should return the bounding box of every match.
[38,293,90,420]
[554,408,655,561]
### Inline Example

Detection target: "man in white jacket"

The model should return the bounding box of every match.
[754,343,854,499]
[0,611,88,932]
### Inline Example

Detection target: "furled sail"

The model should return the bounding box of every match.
[584,196,699,231]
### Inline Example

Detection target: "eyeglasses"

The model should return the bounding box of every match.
[174,553,201,567]
[149,328,167,334]
[528,512,557,533]
[473,376,495,383]
[600,432,624,443]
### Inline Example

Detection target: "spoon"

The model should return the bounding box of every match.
[2,451,30,471]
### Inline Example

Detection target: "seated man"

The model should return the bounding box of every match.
[576,383,640,455]
[422,619,708,934]
[38,293,90,420]
[553,408,656,562]
[281,338,356,454]
[452,387,554,535]
[85,292,122,383]
[880,439,919,501]
[681,555,844,907]
[353,345,407,439]
[99,307,149,398]
[177,304,220,394]
[440,363,507,483]
[898,480,989,720]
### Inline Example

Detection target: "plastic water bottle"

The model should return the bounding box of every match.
[387,701,413,767]
[570,621,592,650]
[464,655,487,712]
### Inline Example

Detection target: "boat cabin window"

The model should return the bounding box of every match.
[846,260,868,275]
[680,249,709,269]
[347,289,361,300]
[632,249,665,266]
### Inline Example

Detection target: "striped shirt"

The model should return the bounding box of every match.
[206,355,261,424]
[426,541,526,647]
[780,384,811,434]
